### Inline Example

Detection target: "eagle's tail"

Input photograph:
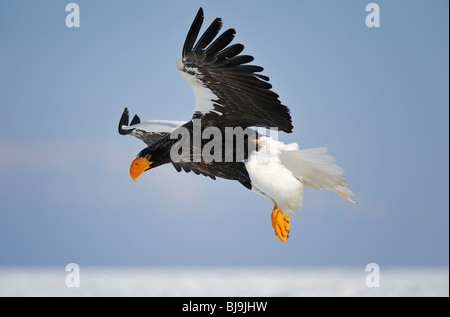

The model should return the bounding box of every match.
[280,147,356,203]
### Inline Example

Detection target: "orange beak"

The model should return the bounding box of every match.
[129,157,152,181]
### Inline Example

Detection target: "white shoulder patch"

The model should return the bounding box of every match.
[176,58,222,116]
[121,120,186,134]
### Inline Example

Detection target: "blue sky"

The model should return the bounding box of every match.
[0,0,448,267]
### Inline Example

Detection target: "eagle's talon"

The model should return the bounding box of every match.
[271,205,291,242]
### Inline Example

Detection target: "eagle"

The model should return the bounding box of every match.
[118,8,356,242]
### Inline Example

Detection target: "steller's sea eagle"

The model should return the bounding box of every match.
[118,8,356,242]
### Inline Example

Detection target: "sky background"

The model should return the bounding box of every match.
[0,0,448,268]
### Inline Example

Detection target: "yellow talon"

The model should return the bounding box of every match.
[271,205,290,242]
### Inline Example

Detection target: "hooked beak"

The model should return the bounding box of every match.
[129,157,152,181]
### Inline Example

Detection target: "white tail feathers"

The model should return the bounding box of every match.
[280,147,356,203]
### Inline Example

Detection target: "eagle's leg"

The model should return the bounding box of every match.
[271,205,290,242]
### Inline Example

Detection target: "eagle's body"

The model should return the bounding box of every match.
[119,8,355,241]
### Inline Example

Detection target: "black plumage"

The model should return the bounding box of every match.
[119,108,217,180]
[179,8,293,133]
[119,7,292,188]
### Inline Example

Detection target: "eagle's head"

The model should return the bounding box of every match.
[129,143,173,181]
[129,153,152,182]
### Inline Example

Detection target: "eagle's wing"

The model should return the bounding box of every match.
[118,107,185,146]
[118,108,216,179]
[177,8,293,133]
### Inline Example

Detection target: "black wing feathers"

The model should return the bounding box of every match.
[216,44,244,59]
[130,114,141,126]
[204,28,235,57]
[193,18,223,55]
[180,8,293,133]
[118,107,132,135]
[182,8,204,59]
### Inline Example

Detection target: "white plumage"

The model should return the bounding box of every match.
[176,58,223,116]
[121,119,186,134]
[281,147,356,204]
[246,136,355,214]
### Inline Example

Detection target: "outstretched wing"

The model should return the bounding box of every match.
[176,8,293,133]
[118,108,216,179]
[118,107,185,146]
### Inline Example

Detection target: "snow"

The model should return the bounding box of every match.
[0,267,448,297]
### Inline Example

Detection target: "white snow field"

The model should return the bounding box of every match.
[0,267,448,297]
